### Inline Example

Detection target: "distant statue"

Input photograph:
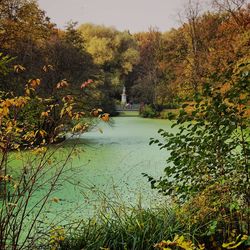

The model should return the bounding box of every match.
[121,86,127,106]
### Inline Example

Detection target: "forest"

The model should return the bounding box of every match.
[0,0,249,249]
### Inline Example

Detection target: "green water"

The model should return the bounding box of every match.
[10,117,176,225]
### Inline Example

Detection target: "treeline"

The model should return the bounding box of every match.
[0,0,139,115]
[128,1,250,106]
[0,0,249,110]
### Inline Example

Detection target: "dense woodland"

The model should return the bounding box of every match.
[1,0,249,108]
[0,0,250,249]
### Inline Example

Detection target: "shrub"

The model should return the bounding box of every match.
[147,63,250,201]
[140,104,158,118]
[177,183,249,247]
[0,63,110,249]
[145,62,250,242]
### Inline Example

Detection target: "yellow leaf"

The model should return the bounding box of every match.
[41,111,49,117]
[241,235,248,241]
[39,130,47,138]
[14,64,26,73]
[100,113,110,122]
[25,88,30,96]
[2,106,9,116]
[51,197,60,203]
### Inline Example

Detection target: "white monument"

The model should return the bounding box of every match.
[121,86,127,105]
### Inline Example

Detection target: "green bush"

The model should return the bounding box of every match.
[145,63,250,244]
[147,64,250,201]
[140,104,158,118]
[159,110,178,119]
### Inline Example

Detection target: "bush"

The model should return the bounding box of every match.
[0,65,110,249]
[159,110,178,119]
[145,62,250,244]
[140,103,179,119]
[147,63,250,202]
[140,104,158,118]
[177,183,249,247]
[0,79,91,248]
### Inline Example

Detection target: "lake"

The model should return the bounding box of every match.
[9,116,176,226]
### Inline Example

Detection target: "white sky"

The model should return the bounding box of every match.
[37,0,199,32]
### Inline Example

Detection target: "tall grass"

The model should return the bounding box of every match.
[60,203,182,250]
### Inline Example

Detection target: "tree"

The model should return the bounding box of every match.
[78,23,139,109]
[0,0,52,48]
[78,23,139,78]
[0,0,53,93]
[129,29,163,104]
[212,0,249,29]
[179,0,209,93]
[155,29,188,103]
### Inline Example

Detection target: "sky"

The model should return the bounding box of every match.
[37,0,195,33]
